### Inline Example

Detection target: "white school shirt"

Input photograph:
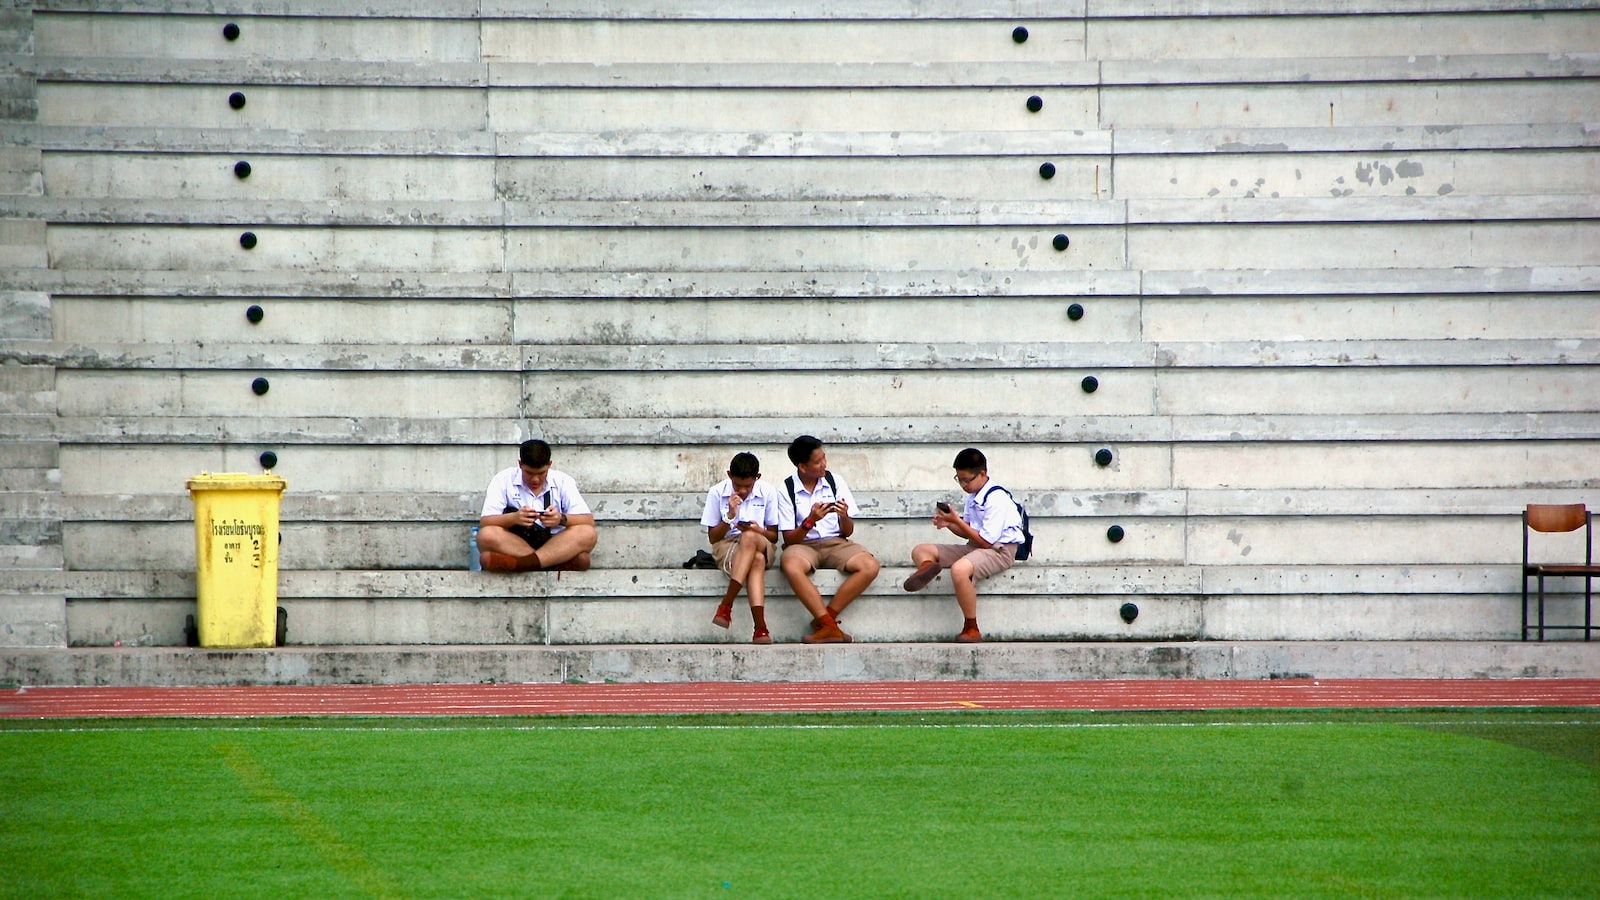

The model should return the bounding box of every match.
[775,470,859,542]
[965,481,1026,547]
[480,467,591,534]
[700,478,781,538]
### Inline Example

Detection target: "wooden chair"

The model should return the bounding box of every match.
[1522,504,1598,641]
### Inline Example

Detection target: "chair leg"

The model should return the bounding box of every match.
[1538,574,1547,642]
[1586,575,1593,642]
[1522,574,1530,641]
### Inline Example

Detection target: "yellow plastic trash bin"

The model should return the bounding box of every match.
[186,473,287,648]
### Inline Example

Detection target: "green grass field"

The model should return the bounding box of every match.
[4,709,1598,898]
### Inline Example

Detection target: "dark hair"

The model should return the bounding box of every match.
[787,434,823,467]
[519,439,553,468]
[953,447,987,472]
[729,452,760,479]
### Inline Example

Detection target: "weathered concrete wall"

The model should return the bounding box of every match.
[1,1,1597,647]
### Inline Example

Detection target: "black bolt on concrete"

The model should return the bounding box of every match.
[1026,95,1043,113]
[1095,448,1114,467]
[228,91,246,110]
[223,23,241,41]
[1053,233,1070,251]
[259,450,278,469]
[251,377,270,396]
[234,160,251,179]
[1107,524,1125,543]
[1039,162,1056,180]
[1120,602,1139,624]
[1081,375,1099,393]
[1013,26,1029,43]
[239,231,257,249]
[1067,303,1084,321]
[246,304,264,324]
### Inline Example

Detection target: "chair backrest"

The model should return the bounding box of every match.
[1523,504,1593,569]
[1526,504,1588,534]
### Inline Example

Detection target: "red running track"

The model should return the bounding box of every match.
[3,679,1599,718]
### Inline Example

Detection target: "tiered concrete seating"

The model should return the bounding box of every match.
[1,1,1597,652]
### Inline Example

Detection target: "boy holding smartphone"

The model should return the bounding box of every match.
[702,451,781,644]
[903,447,1026,643]
[776,435,881,643]
[478,439,597,572]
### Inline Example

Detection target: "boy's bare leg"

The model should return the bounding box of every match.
[949,557,983,642]
[477,525,531,557]
[532,523,597,571]
[478,525,540,571]
[827,552,880,615]
[725,535,766,600]
[742,552,767,609]
[949,557,980,619]
[740,550,770,639]
[780,548,830,620]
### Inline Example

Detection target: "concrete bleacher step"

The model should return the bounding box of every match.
[3,641,1597,688]
[11,566,1593,648]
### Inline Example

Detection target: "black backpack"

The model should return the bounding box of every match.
[785,471,838,526]
[980,485,1033,561]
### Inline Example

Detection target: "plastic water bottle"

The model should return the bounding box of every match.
[469,526,481,571]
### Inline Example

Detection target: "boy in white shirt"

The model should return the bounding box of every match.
[701,452,781,644]
[478,439,598,572]
[776,435,881,644]
[903,447,1025,643]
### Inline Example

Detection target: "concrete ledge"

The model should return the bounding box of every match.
[32,487,1600,523]
[7,412,1600,444]
[3,641,1597,687]
[34,0,1594,20]
[30,53,1592,89]
[10,338,1600,371]
[14,123,1600,157]
[0,565,1551,601]
[6,265,1599,299]
[15,196,1600,227]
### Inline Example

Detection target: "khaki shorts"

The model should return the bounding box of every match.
[933,542,1017,581]
[712,531,773,576]
[782,537,874,574]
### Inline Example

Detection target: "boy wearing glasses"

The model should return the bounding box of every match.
[903,447,1025,643]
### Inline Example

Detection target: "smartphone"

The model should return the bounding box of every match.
[936,501,952,514]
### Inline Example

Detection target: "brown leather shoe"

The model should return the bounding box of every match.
[903,562,941,592]
[956,625,983,643]
[808,610,842,631]
[803,619,853,644]
[712,603,734,629]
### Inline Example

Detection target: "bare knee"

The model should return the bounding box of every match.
[568,523,599,551]
[950,558,976,583]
